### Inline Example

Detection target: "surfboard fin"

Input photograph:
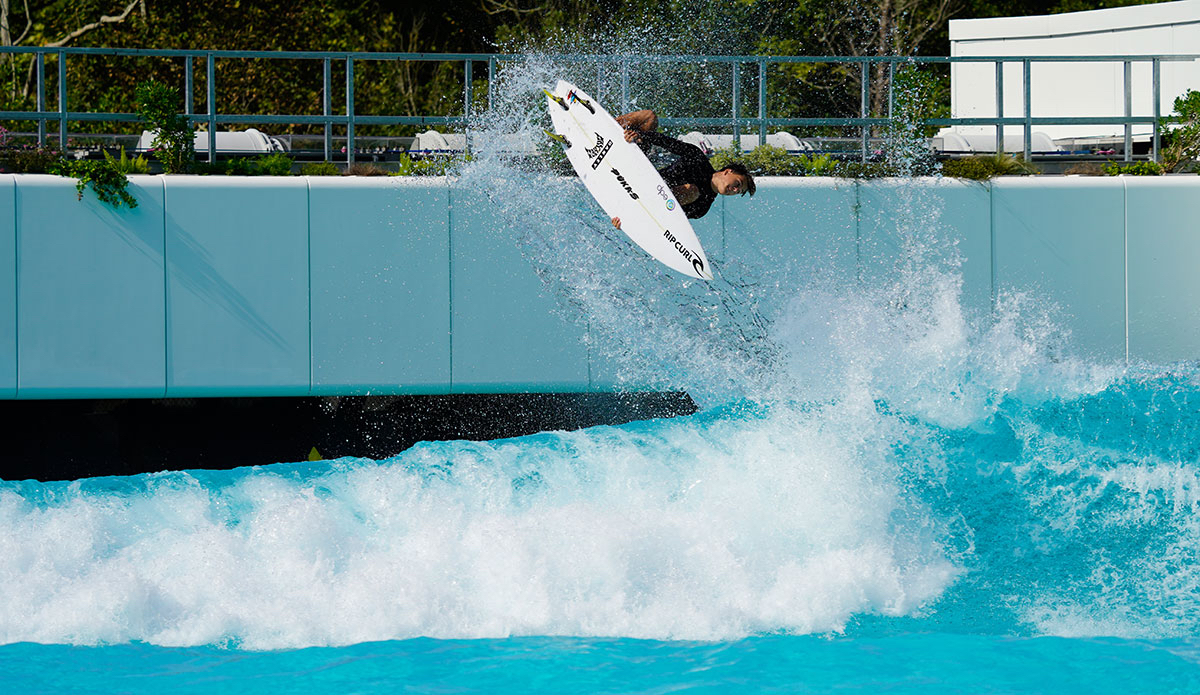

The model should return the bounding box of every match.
[566,90,596,114]
[543,129,571,148]
[542,88,569,110]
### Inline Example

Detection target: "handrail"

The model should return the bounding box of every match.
[2,48,1198,164]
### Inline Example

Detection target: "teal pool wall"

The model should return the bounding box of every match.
[1,173,1196,399]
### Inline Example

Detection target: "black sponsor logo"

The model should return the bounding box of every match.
[611,167,639,200]
[584,133,605,157]
[663,229,707,277]
[585,132,612,169]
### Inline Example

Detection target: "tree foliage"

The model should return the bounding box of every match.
[0,0,1174,136]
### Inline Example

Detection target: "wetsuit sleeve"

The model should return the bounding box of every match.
[685,195,715,219]
[637,131,706,161]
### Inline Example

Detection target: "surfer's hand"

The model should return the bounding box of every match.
[623,129,641,143]
[611,217,622,230]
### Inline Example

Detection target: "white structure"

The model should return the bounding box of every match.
[680,131,815,154]
[137,128,287,154]
[946,0,1200,145]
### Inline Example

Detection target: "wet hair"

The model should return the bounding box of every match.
[722,162,756,197]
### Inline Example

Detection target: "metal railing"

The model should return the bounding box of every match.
[1,47,1197,164]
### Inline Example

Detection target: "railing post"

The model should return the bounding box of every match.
[488,56,496,112]
[620,59,629,114]
[995,60,1004,154]
[758,58,767,148]
[1022,58,1031,162]
[323,58,331,162]
[1123,60,1132,163]
[184,56,194,119]
[1152,58,1161,164]
[887,60,894,120]
[861,60,869,163]
[206,53,217,163]
[346,56,355,166]
[732,61,741,153]
[36,51,45,147]
[463,58,472,154]
[57,51,67,150]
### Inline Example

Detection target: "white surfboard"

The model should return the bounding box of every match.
[544,79,714,282]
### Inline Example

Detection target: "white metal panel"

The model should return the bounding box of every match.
[948,1,1200,140]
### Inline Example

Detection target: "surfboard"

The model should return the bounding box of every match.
[544,80,714,282]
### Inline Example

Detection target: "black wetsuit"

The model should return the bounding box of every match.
[638,131,716,219]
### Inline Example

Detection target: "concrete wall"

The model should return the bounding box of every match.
[949,0,1200,139]
[1,173,1196,398]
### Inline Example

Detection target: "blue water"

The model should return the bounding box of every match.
[2,634,1198,693]
[3,372,1200,691]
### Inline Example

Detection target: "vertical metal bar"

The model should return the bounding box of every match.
[1123,60,1132,162]
[57,51,67,150]
[995,60,1004,154]
[346,57,355,166]
[206,54,216,163]
[323,58,331,162]
[36,52,45,147]
[1022,58,1031,162]
[887,61,895,119]
[732,62,741,153]
[620,60,629,113]
[488,56,496,111]
[861,61,869,163]
[184,56,194,118]
[758,59,767,148]
[463,58,472,154]
[1152,58,1161,163]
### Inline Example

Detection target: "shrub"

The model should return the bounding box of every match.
[222,157,256,175]
[345,162,389,176]
[941,153,1036,180]
[257,152,294,176]
[102,147,150,175]
[301,161,340,176]
[1103,160,1164,176]
[1062,161,1106,176]
[50,158,138,208]
[136,80,195,174]
[0,145,62,173]
[1162,89,1200,173]
[710,145,840,177]
[212,153,294,176]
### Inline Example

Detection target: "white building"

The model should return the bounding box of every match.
[944,0,1200,150]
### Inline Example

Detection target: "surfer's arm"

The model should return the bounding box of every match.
[672,184,700,205]
[637,130,700,158]
[616,109,658,135]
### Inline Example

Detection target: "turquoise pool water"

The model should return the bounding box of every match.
[2,368,1200,691]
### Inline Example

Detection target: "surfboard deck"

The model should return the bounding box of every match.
[544,80,714,282]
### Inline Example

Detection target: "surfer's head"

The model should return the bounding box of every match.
[712,163,755,197]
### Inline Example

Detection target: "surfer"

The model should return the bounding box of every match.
[610,109,755,230]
